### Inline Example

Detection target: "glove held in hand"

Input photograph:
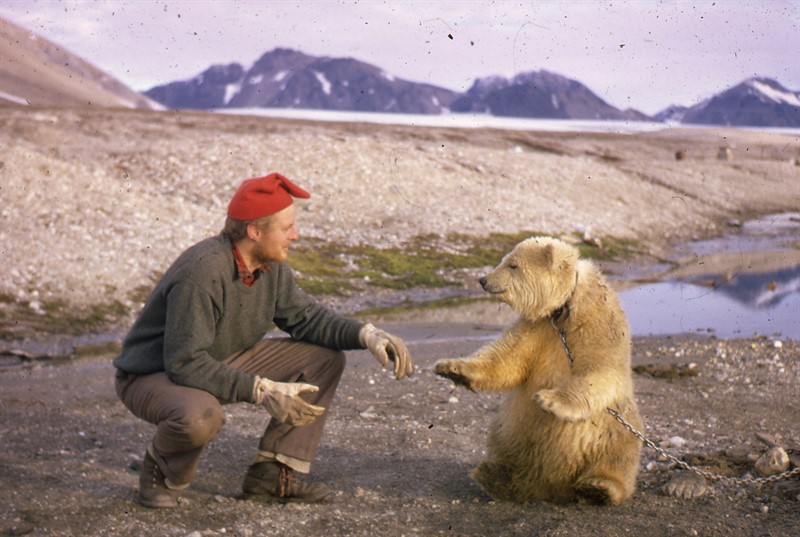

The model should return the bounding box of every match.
[253,376,325,427]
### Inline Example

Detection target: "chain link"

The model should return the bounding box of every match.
[606,408,800,486]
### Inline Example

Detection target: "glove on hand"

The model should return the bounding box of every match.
[359,323,414,379]
[252,377,325,426]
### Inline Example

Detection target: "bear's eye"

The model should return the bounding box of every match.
[508,262,518,270]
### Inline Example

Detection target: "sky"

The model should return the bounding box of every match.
[1,0,798,115]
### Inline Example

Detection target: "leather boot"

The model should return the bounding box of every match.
[138,451,179,508]
[242,461,331,503]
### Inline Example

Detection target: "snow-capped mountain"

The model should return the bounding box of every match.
[145,48,460,115]
[145,49,647,120]
[451,70,649,121]
[672,78,800,128]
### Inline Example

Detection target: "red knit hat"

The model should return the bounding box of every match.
[227,172,310,220]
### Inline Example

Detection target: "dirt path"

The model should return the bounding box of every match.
[1,325,797,537]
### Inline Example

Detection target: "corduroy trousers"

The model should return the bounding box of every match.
[115,337,346,488]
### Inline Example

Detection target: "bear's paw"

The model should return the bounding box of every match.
[533,389,585,421]
[433,359,475,391]
[663,472,708,499]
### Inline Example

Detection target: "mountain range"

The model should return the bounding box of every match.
[1,17,798,128]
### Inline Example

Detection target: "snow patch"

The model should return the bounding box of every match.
[224,83,241,105]
[314,71,332,95]
[248,74,263,85]
[273,70,288,82]
[0,90,29,106]
[749,80,800,107]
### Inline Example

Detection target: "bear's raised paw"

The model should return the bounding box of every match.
[433,359,475,391]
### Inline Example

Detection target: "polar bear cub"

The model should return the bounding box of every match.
[435,236,642,505]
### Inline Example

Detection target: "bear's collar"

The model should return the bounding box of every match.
[551,304,570,323]
[550,271,579,368]
[550,270,579,325]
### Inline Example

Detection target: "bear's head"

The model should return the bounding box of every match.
[480,236,579,321]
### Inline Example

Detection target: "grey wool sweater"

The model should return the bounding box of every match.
[113,233,364,403]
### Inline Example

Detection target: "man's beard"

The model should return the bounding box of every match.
[252,242,284,265]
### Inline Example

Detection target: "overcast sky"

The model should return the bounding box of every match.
[1,0,798,115]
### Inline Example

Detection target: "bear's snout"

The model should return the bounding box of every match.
[480,276,504,294]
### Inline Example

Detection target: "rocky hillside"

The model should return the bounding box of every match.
[0,17,159,109]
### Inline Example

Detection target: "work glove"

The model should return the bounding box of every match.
[359,323,414,379]
[252,376,325,426]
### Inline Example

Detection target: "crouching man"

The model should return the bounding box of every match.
[113,172,413,508]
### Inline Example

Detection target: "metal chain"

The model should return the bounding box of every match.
[551,319,799,486]
[551,317,574,367]
[606,408,800,486]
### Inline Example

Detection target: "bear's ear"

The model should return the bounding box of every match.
[542,243,554,267]
[529,243,554,268]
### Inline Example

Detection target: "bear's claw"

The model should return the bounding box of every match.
[433,361,475,391]
[435,370,474,391]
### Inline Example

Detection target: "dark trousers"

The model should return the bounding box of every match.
[115,337,346,487]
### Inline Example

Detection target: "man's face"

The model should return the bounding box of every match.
[251,204,300,264]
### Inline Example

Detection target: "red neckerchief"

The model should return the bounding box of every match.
[232,246,269,287]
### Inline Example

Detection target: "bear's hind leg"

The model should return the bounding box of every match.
[470,461,515,502]
[573,474,631,505]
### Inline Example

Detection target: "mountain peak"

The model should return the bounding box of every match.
[681,76,800,128]
[744,77,800,107]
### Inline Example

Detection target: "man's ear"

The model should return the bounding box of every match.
[246,222,260,241]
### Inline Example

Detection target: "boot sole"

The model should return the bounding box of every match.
[138,495,178,509]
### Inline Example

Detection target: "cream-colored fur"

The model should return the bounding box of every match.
[434,236,642,505]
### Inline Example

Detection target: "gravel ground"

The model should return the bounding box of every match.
[0,106,799,536]
[1,329,798,537]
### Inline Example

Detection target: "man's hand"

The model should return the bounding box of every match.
[253,377,325,426]
[359,323,414,379]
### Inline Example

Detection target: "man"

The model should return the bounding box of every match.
[113,172,414,508]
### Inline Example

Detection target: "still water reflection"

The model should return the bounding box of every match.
[620,269,800,339]
[620,213,800,339]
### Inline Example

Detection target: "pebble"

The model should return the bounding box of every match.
[667,436,687,448]
[359,406,379,419]
[755,447,790,476]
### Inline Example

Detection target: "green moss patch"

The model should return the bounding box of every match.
[1,231,642,339]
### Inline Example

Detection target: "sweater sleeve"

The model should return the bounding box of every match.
[162,278,256,403]
[272,264,364,349]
